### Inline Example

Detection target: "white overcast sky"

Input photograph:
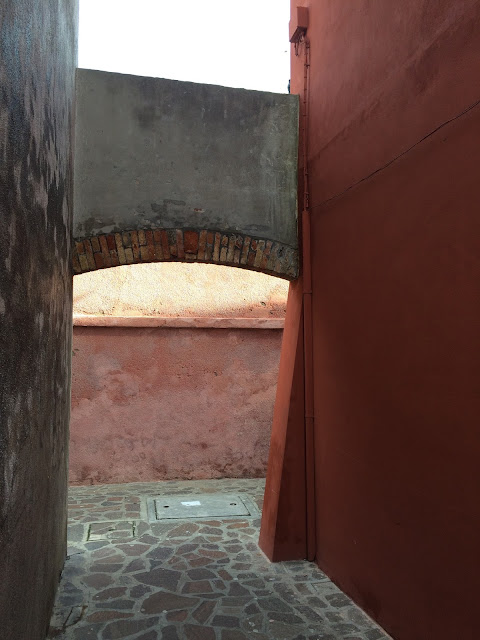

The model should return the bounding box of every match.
[79,0,291,93]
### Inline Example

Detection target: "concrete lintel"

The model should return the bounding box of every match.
[72,315,285,330]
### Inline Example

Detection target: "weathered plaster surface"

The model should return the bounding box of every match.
[0,1,77,637]
[69,326,282,485]
[73,69,299,277]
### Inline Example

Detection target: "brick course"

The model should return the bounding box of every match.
[73,229,298,280]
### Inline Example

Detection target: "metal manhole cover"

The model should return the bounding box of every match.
[147,494,252,521]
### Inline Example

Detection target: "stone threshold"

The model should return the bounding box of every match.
[73,314,285,329]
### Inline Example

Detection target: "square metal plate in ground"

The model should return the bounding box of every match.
[148,494,251,521]
[87,521,137,541]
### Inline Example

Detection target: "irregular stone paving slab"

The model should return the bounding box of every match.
[49,478,391,640]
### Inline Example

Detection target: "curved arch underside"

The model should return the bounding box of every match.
[73,228,298,279]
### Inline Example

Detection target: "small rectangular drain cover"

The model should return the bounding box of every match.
[149,494,251,520]
[87,521,136,541]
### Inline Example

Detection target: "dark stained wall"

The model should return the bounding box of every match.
[0,2,78,638]
[73,70,299,279]
[289,1,480,639]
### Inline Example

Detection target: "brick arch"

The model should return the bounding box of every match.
[73,228,298,280]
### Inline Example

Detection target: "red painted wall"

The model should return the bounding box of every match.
[289,1,480,638]
[260,280,307,561]
[69,324,282,484]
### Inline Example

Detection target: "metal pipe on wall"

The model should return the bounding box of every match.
[301,36,316,562]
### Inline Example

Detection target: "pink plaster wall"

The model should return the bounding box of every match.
[69,324,283,485]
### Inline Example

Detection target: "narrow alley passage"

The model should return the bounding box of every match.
[48,479,390,640]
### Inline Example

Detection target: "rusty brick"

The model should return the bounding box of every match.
[94,252,105,269]
[251,239,257,251]
[72,254,81,274]
[221,234,228,247]
[260,240,273,269]
[254,240,265,268]
[176,229,185,259]
[280,247,296,277]
[235,235,243,249]
[138,229,146,245]
[206,231,214,245]
[275,245,285,266]
[284,247,294,267]
[161,230,171,259]
[220,246,227,262]
[205,244,213,261]
[103,252,112,268]
[79,254,89,271]
[154,243,163,261]
[233,248,241,264]
[110,252,119,267]
[286,253,299,278]
[267,243,279,271]
[106,234,116,250]
[247,250,256,267]
[153,229,162,243]
[185,253,196,261]
[274,246,286,272]
[122,232,131,247]
[184,230,199,254]
[130,231,140,260]
[124,247,134,264]
[84,239,96,270]
[213,233,221,262]
[197,230,207,260]
[227,235,236,262]
[115,233,126,265]
[98,234,109,254]
[99,235,112,267]
[241,237,251,264]
[140,244,153,261]
[145,231,158,260]
[91,236,101,253]
[75,240,86,255]
[84,238,93,255]
[146,231,155,258]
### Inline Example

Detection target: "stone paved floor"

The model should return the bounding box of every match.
[47,479,390,640]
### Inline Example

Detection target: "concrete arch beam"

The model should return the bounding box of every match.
[73,70,299,279]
